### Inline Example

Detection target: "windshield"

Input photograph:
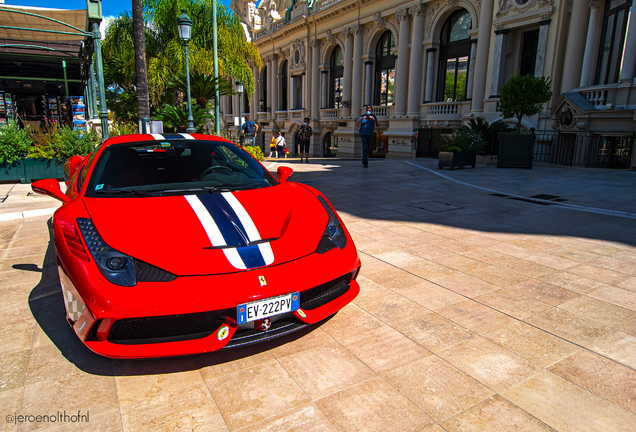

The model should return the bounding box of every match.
[85,139,277,197]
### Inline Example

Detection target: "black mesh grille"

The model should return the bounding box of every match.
[107,308,234,344]
[315,236,336,254]
[300,273,351,310]
[134,259,178,282]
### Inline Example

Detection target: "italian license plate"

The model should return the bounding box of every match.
[237,292,300,324]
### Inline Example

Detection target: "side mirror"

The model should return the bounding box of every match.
[64,155,85,183]
[32,179,70,204]
[277,166,293,183]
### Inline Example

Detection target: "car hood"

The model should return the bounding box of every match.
[82,183,328,276]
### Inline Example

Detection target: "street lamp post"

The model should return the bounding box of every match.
[177,10,195,134]
[236,80,244,141]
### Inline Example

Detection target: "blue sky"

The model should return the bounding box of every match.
[2,0,233,19]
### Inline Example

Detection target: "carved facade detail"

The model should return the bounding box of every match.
[497,0,555,17]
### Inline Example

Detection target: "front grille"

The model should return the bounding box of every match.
[299,273,351,310]
[222,318,307,349]
[107,308,234,344]
[134,259,178,282]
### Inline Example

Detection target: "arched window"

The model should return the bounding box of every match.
[281,60,288,111]
[329,46,344,108]
[438,10,472,101]
[374,31,396,106]
[595,0,633,85]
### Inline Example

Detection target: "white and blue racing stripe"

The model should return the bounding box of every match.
[185,193,274,270]
[149,133,195,140]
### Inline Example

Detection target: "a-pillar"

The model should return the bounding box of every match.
[561,0,591,92]
[466,39,478,100]
[471,0,495,113]
[351,25,364,118]
[620,1,636,83]
[341,28,353,117]
[393,8,411,117]
[489,29,509,97]
[535,20,550,78]
[311,40,321,117]
[407,4,425,116]
[424,48,436,102]
[580,1,603,87]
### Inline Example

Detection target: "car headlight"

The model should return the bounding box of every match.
[316,196,347,254]
[77,218,136,287]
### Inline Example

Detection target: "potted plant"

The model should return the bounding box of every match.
[0,123,30,182]
[497,71,552,169]
[436,128,487,170]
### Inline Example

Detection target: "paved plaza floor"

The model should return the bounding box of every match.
[1,159,636,431]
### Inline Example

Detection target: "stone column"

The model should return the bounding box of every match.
[471,0,495,113]
[272,65,279,116]
[288,69,293,111]
[291,76,297,110]
[620,3,636,82]
[394,8,411,116]
[466,39,478,100]
[580,2,603,87]
[561,0,591,92]
[534,20,551,78]
[268,56,275,119]
[489,29,509,97]
[311,40,321,117]
[321,70,328,109]
[341,28,353,117]
[364,61,373,106]
[351,25,364,118]
[407,4,425,116]
[424,48,436,102]
[301,73,306,109]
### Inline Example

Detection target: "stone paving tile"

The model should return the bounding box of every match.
[202,359,307,431]
[501,371,636,432]
[591,256,636,276]
[474,288,552,320]
[538,271,613,294]
[558,295,636,328]
[567,264,630,284]
[319,303,385,345]
[618,276,636,292]
[507,279,580,306]
[588,285,636,311]
[590,331,636,369]
[613,250,636,264]
[484,321,580,368]
[383,355,493,423]
[437,337,541,392]
[315,377,434,432]
[437,300,516,335]
[391,280,466,311]
[464,265,530,288]
[526,309,616,348]
[548,350,636,414]
[433,273,501,298]
[441,394,557,432]
[621,316,636,337]
[236,403,336,432]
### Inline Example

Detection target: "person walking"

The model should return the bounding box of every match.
[355,106,378,168]
[241,115,259,146]
[276,132,287,159]
[269,132,279,158]
[298,117,313,163]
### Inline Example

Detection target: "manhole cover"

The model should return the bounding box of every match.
[409,201,464,213]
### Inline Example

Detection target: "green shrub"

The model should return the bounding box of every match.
[54,127,100,159]
[110,120,138,136]
[499,72,552,133]
[241,145,264,162]
[434,128,487,154]
[0,124,32,163]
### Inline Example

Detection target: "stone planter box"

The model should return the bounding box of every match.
[497,133,535,169]
[438,151,476,170]
[0,158,65,183]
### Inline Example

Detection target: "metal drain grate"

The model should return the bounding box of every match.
[409,201,464,213]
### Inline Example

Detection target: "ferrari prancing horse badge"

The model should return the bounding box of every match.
[258,276,267,286]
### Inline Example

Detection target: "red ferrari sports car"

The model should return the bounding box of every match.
[32,133,360,358]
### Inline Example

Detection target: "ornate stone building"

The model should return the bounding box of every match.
[228,0,636,168]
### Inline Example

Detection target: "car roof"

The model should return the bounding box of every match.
[101,133,235,148]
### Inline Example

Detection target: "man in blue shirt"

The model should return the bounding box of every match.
[355,106,378,168]
[241,115,259,146]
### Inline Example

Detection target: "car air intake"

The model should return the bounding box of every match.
[107,308,234,344]
[133,259,178,282]
[299,273,352,310]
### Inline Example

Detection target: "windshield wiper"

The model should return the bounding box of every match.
[160,186,218,194]
[94,189,160,196]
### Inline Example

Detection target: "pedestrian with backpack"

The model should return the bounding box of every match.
[298,117,313,163]
[241,115,259,146]
[355,106,378,168]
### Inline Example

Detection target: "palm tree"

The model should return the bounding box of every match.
[132,0,150,122]
[168,73,235,109]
